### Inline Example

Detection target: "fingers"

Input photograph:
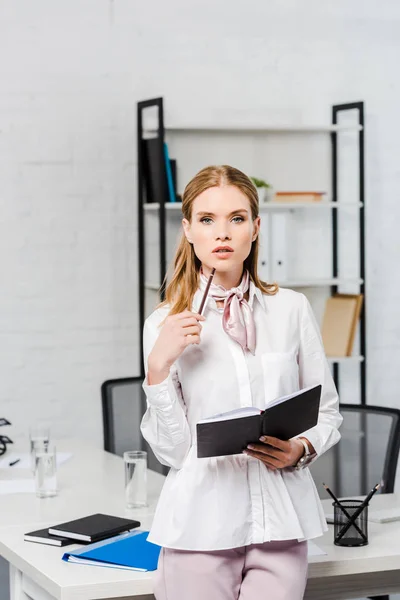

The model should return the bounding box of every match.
[259,436,288,451]
[164,311,205,349]
[244,438,294,470]
[182,325,201,336]
[245,443,285,465]
[246,443,277,456]
[243,449,281,470]
[185,334,200,346]
[171,311,205,322]
[180,317,204,329]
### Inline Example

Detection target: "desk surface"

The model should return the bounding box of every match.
[1,440,400,600]
[0,439,164,529]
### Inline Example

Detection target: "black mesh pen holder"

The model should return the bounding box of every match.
[333,499,368,547]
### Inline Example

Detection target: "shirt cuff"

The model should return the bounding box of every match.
[294,430,320,467]
[299,428,322,456]
[142,372,175,408]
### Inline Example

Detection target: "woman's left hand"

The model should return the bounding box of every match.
[243,436,305,470]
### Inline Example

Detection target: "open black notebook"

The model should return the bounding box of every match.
[196,384,321,458]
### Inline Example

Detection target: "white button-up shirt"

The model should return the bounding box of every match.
[141,283,342,551]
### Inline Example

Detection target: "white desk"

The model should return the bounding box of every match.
[0,439,164,600]
[1,440,400,600]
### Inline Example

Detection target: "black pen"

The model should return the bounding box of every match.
[198,268,216,316]
[335,482,381,542]
[323,483,365,539]
[9,458,20,467]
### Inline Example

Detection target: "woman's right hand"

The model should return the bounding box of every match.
[147,311,206,381]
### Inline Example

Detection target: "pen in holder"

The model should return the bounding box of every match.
[333,499,368,546]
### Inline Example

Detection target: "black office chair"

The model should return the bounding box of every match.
[101,376,169,476]
[310,404,400,600]
[0,417,13,456]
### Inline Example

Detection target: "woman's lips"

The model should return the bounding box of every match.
[213,250,233,259]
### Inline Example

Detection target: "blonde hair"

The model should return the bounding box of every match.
[157,165,278,317]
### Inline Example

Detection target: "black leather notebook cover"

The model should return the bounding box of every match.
[48,513,141,542]
[196,385,321,458]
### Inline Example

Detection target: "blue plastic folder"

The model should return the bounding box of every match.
[62,530,161,572]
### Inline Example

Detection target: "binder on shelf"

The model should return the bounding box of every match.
[62,530,161,572]
[196,384,321,458]
[48,513,140,543]
[258,214,271,282]
[321,294,363,357]
[270,212,288,281]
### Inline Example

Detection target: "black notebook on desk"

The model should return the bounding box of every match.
[48,513,141,543]
[196,384,321,458]
[24,528,74,547]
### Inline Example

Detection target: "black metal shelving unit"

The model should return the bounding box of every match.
[331,101,366,405]
[137,98,366,406]
[137,97,169,380]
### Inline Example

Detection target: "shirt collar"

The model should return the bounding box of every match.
[192,277,266,313]
[250,279,266,311]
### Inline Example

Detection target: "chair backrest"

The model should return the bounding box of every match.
[101,377,168,475]
[310,404,400,500]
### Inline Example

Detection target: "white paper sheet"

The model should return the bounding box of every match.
[325,508,400,524]
[0,479,35,494]
[0,452,72,470]
[307,540,326,556]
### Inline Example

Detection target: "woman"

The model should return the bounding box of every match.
[140,165,342,600]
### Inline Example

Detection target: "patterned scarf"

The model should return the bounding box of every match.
[199,269,256,355]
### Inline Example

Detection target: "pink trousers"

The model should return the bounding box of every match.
[153,539,308,600]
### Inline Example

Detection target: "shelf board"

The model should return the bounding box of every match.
[144,203,183,211]
[259,201,363,210]
[145,278,363,291]
[143,202,363,211]
[145,282,162,291]
[277,278,363,287]
[327,356,364,364]
[144,124,363,135]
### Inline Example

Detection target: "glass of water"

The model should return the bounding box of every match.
[124,451,147,508]
[29,424,50,472]
[35,444,57,498]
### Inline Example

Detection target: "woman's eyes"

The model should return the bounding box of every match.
[200,216,244,224]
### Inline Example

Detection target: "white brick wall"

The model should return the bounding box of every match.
[1,0,400,457]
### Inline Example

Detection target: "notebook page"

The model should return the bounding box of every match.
[198,406,261,424]
[266,384,316,409]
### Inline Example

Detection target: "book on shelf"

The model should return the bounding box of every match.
[196,384,321,458]
[170,158,178,197]
[48,513,141,543]
[163,142,177,202]
[321,294,363,357]
[142,138,163,204]
[273,191,326,203]
[142,139,178,203]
